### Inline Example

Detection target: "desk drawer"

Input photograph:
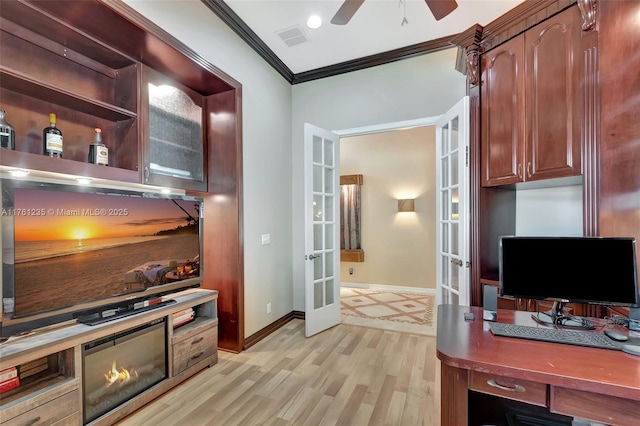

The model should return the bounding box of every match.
[550,386,639,426]
[469,371,548,407]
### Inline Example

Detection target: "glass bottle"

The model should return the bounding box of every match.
[43,113,63,157]
[88,128,108,166]
[0,109,16,150]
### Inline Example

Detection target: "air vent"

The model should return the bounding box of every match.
[276,25,308,47]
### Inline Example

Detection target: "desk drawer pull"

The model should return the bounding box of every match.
[487,379,526,393]
[191,336,204,344]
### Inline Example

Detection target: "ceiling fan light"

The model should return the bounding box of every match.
[307,15,322,29]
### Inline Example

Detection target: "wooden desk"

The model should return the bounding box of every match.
[436,305,640,426]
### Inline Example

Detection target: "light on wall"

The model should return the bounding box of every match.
[397,199,415,212]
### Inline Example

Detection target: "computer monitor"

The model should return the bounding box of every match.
[499,236,639,329]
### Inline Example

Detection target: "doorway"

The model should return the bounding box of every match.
[336,117,440,293]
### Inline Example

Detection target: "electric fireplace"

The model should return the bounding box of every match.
[82,319,167,424]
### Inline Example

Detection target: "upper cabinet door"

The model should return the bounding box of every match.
[142,66,207,191]
[480,36,525,187]
[525,6,582,181]
[480,5,583,187]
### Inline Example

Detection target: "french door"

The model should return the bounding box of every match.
[303,123,341,337]
[436,97,470,306]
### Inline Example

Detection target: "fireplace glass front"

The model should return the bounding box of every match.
[82,318,167,424]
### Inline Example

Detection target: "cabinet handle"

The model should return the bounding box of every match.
[527,161,532,178]
[25,416,41,426]
[487,379,526,393]
[191,336,204,344]
[144,166,150,182]
[517,164,522,178]
[191,351,205,360]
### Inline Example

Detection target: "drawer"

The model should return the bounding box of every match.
[469,371,548,407]
[172,328,217,375]
[1,389,80,426]
[551,386,640,426]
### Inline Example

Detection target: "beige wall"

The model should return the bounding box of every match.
[340,126,437,289]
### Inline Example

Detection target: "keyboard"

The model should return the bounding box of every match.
[489,322,621,350]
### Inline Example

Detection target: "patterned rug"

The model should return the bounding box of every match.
[340,287,437,336]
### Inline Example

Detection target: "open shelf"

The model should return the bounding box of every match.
[0,68,137,122]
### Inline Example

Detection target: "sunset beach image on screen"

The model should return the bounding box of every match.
[11,187,201,318]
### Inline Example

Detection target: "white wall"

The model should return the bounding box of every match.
[125,0,466,331]
[292,50,466,310]
[516,184,583,236]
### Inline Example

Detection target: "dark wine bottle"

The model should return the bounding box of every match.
[0,109,16,150]
[43,113,63,157]
[88,128,109,166]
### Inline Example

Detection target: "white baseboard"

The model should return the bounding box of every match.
[340,282,437,295]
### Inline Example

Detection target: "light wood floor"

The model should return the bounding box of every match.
[117,319,440,425]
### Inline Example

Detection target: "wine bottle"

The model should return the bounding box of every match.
[43,113,63,157]
[0,110,16,150]
[88,128,108,166]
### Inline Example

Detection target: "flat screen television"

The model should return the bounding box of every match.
[499,236,639,329]
[1,178,203,338]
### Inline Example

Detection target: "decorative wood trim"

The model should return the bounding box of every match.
[200,0,456,84]
[200,0,294,83]
[341,249,365,263]
[291,36,454,85]
[100,0,241,94]
[242,311,297,350]
[340,174,363,185]
[469,87,482,306]
[582,38,599,237]
[479,0,576,52]
[577,0,597,31]
[465,50,480,86]
[450,24,483,87]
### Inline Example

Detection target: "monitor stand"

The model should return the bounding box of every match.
[531,301,595,330]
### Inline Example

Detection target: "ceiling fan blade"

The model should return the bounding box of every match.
[331,0,365,25]
[425,0,458,21]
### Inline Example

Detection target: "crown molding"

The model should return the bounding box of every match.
[202,0,456,85]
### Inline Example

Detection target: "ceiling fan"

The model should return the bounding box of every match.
[330,0,458,25]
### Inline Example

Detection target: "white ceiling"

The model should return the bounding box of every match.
[223,0,526,74]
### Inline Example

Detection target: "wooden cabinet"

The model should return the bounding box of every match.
[481,6,582,187]
[2,389,81,426]
[141,66,207,191]
[171,299,218,376]
[480,36,524,186]
[0,0,244,356]
[0,0,228,192]
[0,289,218,426]
[0,0,140,183]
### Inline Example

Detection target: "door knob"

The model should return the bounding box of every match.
[307,254,320,260]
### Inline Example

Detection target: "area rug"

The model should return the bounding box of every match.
[340,287,437,336]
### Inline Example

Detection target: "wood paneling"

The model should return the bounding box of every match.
[597,0,640,270]
[340,249,365,262]
[203,88,244,353]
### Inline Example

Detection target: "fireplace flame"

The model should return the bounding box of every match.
[104,361,138,386]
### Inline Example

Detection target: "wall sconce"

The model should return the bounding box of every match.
[397,199,415,212]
